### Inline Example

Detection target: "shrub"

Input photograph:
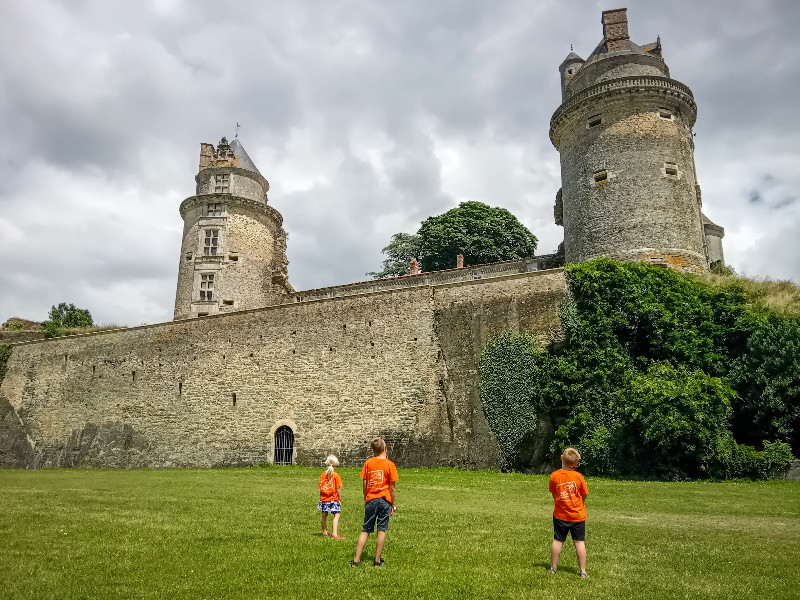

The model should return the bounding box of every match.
[708,436,793,480]
[617,362,735,477]
[728,314,800,453]
[480,258,797,479]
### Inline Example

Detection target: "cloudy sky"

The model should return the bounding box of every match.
[1,0,799,326]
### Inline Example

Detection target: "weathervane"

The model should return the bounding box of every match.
[235,122,241,139]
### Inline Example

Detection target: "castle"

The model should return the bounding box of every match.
[0,9,724,470]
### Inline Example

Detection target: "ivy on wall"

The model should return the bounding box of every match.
[479,258,798,479]
[0,344,11,386]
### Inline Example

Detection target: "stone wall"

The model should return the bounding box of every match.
[552,78,707,271]
[0,269,567,469]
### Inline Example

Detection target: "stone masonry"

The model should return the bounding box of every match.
[551,8,725,272]
[0,270,566,469]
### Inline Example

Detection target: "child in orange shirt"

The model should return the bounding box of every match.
[350,437,398,567]
[548,447,589,578]
[318,455,343,539]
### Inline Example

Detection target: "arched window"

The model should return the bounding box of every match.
[274,426,294,465]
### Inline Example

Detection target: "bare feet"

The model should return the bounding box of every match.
[322,531,330,537]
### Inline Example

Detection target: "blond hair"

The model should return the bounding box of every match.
[370,437,386,456]
[324,455,339,478]
[562,447,581,466]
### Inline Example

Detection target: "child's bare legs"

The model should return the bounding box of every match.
[321,513,329,536]
[550,539,563,570]
[331,513,341,537]
[353,531,369,562]
[375,530,387,562]
[574,540,587,574]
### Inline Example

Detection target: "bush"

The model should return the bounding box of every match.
[728,315,800,454]
[709,436,793,480]
[479,258,798,479]
[617,362,735,477]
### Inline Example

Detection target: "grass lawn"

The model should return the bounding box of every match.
[1,467,798,600]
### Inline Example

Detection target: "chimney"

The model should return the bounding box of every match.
[456,254,464,269]
[602,8,629,53]
[199,143,215,172]
[409,258,419,275]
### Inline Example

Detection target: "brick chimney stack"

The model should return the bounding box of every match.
[409,258,419,275]
[602,8,629,53]
[456,254,464,269]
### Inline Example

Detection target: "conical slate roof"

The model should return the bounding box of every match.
[229,138,262,176]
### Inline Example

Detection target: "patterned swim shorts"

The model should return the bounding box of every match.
[318,501,341,513]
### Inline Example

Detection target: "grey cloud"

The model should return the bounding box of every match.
[2,0,799,326]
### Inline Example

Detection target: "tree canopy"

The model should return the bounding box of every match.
[368,201,538,278]
[44,302,93,337]
[366,233,422,279]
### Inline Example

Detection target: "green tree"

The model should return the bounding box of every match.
[366,233,422,278]
[417,202,538,272]
[44,303,93,337]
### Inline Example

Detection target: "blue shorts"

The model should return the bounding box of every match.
[362,497,392,532]
[318,501,341,514]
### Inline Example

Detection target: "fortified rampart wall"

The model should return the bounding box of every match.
[0,269,567,469]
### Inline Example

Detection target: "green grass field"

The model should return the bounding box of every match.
[1,467,798,600]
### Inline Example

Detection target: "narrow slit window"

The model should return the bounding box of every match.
[214,173,230,194]
[228,254,238,261]
[200,273,214,301]
[594,170,609,184]
[664,163,678,177]
[222,300,234,306]
[658,108,673,120]
[204,229,219,256]
[588,115,602,128]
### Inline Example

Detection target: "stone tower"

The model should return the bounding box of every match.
[550,8,724,271]
[173,137,291,320]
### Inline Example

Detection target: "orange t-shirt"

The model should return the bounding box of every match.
[360,456,398,503]
[318,472,342,503]
[549,468,588,522]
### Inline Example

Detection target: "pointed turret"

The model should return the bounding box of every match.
[229,138,262,176]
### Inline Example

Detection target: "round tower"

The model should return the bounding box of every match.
[173,137,291,320]
[550,8,715,272]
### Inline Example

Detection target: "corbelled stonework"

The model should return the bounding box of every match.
[551,7,724,272]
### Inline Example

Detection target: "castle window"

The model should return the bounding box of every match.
[207,202,224,216]
[200,273,214,301]
[664,163,679,177]
[214,173,230,194]
[658,108,673,120]
[204,229,219,255]
[587,115,602,128]
[222,300,233,306]
[594,170,609,184]
[472,271,482,280]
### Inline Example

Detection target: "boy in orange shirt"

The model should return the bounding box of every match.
[548,447,589,578]
[350,437,398,567]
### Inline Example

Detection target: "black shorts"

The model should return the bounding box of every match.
[553,517,585,542]
[362,498,392,533]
